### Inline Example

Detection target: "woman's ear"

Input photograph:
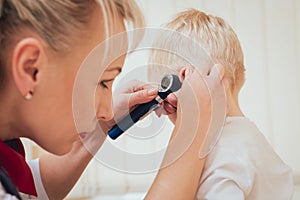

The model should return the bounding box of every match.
[11,38,45,98]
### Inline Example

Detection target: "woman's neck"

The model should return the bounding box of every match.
[0,114,19,141]
[0,93,22,141]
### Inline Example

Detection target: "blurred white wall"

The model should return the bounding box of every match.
[24,0,300,199]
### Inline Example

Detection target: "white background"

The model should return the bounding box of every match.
[24,0,300,199]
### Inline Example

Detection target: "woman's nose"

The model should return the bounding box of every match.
[96,104,114,121]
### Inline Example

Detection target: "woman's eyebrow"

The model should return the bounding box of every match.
[101,79,114,83]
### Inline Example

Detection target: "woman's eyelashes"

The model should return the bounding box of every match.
[99,79,114,89]
[100,81,108,89]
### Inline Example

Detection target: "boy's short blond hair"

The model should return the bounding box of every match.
[149,9,245,91]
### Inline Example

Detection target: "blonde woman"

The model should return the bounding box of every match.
[0,1,223,200]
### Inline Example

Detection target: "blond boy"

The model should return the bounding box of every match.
[149,9,293,199]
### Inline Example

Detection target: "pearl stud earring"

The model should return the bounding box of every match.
[24,89,34,100]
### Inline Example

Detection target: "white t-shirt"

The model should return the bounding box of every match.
[195,117,294,200]
[0,159,48,200]
[27,159,49,200]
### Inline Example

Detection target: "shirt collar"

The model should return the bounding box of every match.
[0,139,37,197]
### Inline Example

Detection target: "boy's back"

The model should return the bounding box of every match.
[196,117,293,199]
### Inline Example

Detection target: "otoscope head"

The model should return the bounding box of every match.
[158,74,182,99]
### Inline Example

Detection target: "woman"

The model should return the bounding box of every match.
[0,0,223,199]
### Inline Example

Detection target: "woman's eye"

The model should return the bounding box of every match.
[99,79,114,89]
[99,81,109,89]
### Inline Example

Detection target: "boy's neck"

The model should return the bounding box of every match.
[227,104,244,116]
[226,89,244,117]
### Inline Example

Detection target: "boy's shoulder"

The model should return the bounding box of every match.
[205,116,291,180]
[198,119,294,200]
[214,116,270,151]
[202,116,271,172]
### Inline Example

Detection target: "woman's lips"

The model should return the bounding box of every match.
[79,132,88,139]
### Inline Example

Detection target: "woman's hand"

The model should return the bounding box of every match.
[146,64,225,200]
[99,80,158,133]
[155,93,178,124]
[155,64,225,127]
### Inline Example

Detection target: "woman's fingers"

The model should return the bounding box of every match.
[155,106,164,117]
[132,82,158,92]
[128,87,158,108]
[114,80,158,109]
[165,93,178,108]
[164,101,177,114]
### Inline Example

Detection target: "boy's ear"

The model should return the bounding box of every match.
[11,38,45,97]
[179,67,193,79]
[179,65,226,80]
[212,64,233,90]
[211,64,225,80]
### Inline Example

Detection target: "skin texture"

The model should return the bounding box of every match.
[146,65,225,199]
[0,6,110,154]
[0,4,129,199]
[0,3,224,200]
[156,67,244,123]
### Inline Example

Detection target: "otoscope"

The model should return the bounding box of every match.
[108,74,182,140]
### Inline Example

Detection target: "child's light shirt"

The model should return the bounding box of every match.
[195,117,294,200]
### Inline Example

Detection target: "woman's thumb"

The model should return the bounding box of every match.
[129,88,157,107]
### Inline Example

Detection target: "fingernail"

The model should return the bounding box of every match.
[148,88,157,96]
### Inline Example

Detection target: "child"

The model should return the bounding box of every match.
[149,9,294,199]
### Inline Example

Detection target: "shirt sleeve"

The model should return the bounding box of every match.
[195,147,255,200]
[27,159,49,200]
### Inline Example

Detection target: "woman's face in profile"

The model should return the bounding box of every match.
[28,5,126,155]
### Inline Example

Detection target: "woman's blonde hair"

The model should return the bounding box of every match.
[149,9,245,91]
[0,0,144,87]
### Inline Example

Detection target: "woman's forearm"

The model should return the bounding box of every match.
[146,72,213,199]
[146,147,206,199]
[39,140,93,200]
[146,110,210,200]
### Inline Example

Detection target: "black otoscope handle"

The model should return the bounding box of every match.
[108,99,159,140]
[108,74,181,140]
